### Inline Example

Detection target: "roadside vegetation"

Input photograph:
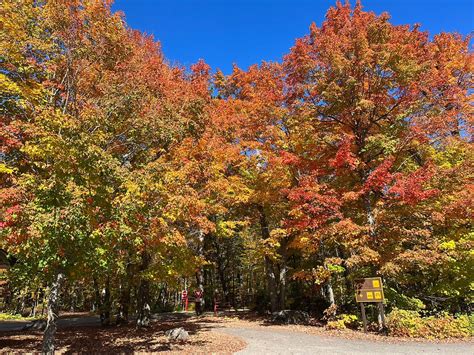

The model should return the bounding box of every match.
[0,313,41,321]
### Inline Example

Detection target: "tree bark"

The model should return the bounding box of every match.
[327,281,335,306]
[195,230,205,310]
[93,277,100,313]
[118,284,131,324]
[217,264,228,302]
[264,257,278,312]
[213,238,229,302]
[118,260,132,324]
[364,193,376,241]
[42,272,65,355]
[258,205,279,311]
[100,277,111,326]
[278,263,287,310]
[137,251,151,327]
[30,289,39,318]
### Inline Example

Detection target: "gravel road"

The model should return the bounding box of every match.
[219,327,473,355]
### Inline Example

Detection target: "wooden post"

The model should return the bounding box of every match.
[360,302,368,333]
[378,302,386,329]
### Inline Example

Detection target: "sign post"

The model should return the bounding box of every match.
[354,277,386,332]
[377,302,386,329]
[181,289,188,312]
[360,302,367,332]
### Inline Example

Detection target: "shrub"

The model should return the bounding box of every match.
[384,288,425,311]
[322,304,338,321]
[386,309,424,337]
[424,313,473,339]
[387,308,473,339]
[326,313,359,330]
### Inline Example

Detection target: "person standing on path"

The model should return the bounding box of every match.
[194,289,203,316]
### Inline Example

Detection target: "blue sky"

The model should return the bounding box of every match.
[112,0,473,74]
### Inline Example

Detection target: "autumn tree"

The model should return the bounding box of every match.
[282,1,472,313]
[1,0,212,350]
[1,1,472,349]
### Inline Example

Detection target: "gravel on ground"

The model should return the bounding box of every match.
[218,326,473,355]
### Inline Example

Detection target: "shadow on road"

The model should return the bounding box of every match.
[0,313,220,353]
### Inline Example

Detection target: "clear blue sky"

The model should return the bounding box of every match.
[112,0,473,74]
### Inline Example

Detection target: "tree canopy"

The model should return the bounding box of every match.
[1,0,472,352]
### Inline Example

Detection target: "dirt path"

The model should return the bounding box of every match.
[218,326,473,355]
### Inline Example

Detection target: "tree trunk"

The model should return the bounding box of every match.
[264,258,278,312]
[364,193,376,241]
[117,284,131,324]
[213,238,229,302]
[276,237,289,311]
[100,278,111,326]
[218,267,228,301]
[195,230,205,310]
[118,260,132,324]
[327,281,335,306]
[30,289,39,318]
[42,272,65,355]
[41,295,46,316]
[278,263,287,310]
[69,287,76,312]
[258,205,279,312]
[137,251,151,327]
[93,277,101,313]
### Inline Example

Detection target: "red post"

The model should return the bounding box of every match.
[182,290,188,312]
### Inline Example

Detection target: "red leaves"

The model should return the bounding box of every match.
[330,136,358,171]
[364,158,394,192]
[279,151,301,166]
[363,159,438,205]
[5,231,28,246]
[286,177,342,231]
[389,165,439,205]
[1,204,21,229]
[0,122,22,153]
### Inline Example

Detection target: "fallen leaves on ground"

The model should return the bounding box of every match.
[0,316,246,354]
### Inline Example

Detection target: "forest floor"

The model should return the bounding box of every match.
[0,311,472,354]
[0,312,244,353]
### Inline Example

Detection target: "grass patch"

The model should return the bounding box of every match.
[0,312,41,321]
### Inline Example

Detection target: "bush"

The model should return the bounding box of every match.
[384,288,425,311]
[387,308,473,339]
[326,313,359,330]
